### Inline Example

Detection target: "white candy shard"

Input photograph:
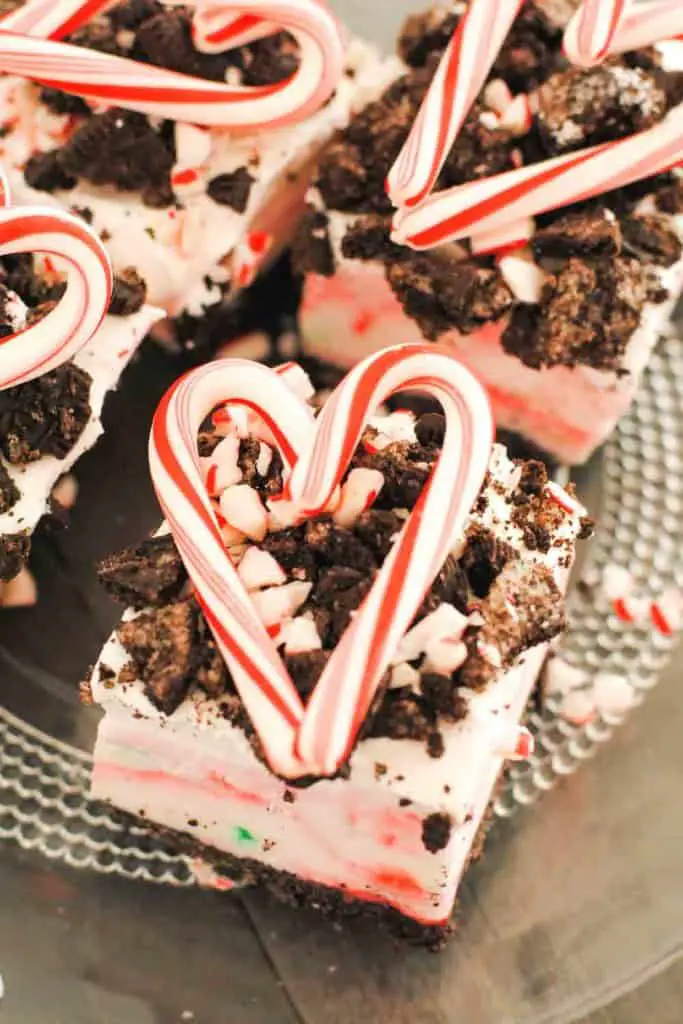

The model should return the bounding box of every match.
[203,434,242,494]
[174,123,212,169]
[237,547,287,591]
[334,467,384,527]
[392,604,469,665]
[279,615,322,654]
[484,78,513,115]
[424,638,468,675]
[499,93,532,135]
[267,498,303,531]
[368,410,416,445]
[498,250,545,304]
[389,662,421,691]
[219,484,267,542]
[250,582,313,629]
[256,442,273,478]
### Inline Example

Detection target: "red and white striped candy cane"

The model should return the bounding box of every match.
[564,0,683,67]
[288,344,493,776]
[387,0,524,209]
[0,205,111,388]
[149,359,316,778]
[0,0,276,49]
[392,102,683,249]
[0,165,9,208]
[0,0,344,130]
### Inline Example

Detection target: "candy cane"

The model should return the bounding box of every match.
[387,0,524,209]
[149,359,316,777]
[392,103,683,249]
[0,0,277,49]
[289,344,493,776]
[0,205,111,388]
[564,0,683,67]
[0,165,9,208]
[0,0,344,130]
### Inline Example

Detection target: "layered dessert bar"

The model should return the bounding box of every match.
[293,3,683,463]
[0,0,388,342]
[87,347,589,941]
[0,249,162,592]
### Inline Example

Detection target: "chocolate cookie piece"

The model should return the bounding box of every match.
[397,8,459,69]
[341,215,405,264]
[109,267,147,315]
[492,2,564,92]
[24,151,78,194]
[284,650,330,699]
[0,363,93,464]
[207,169,255,213]
[0,461,19,515]
[118,599,197,714]
[98,534,187,609]
[621,214,683,268]
[459,562,564,690]
[655,178,683,215]
[291,207,336,278]
[421,812,453,854]
[0,532,30,583]
[57,108,175,206]
[537,63,668,156]
[502,255,647,370]
[387,253,513,340]
[533,207,622,260]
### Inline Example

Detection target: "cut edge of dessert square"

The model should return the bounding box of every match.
[87,349,590,942]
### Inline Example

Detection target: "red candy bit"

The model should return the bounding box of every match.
[363,488,379,511]
[492,239,530,259]
[362,438,381,455]
[236,262,255,289]
[651,603,674,637]
[247,230,272,255]
[211,406,232,428]
[171,167,200,187]
[514,728,534,760]
[267,623,282,640]
[116,348,130,360]
[205,463,218,496]
[612,597,635,624]
[352,311,375,336]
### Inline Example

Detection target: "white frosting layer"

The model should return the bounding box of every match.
[0,302,164,553]
[0,40,387,316]
[90,437,583,924]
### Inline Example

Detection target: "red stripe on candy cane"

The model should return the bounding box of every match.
[0,0,344,130]
[387,0,524,209]
[564,0,683,67]
[0,205,111,389]
[393,106,683,249]
[289,345,492,776]
[149,360,316,777]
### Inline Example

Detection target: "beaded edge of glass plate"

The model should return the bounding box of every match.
[1,337,682,886]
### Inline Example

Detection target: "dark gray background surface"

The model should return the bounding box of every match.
[1,3,682,1021]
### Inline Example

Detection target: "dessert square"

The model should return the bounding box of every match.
[292,4,683,463]
[88,350,589,940]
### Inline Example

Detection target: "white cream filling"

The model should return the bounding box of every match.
[0,302,164,546]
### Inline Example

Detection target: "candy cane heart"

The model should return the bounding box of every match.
[288,344,493,777]
[0,205,111,389]
[0,0,345,130]
[149,359,316,778]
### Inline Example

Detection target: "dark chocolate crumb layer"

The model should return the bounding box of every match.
[0,362,92,464]
[98,534,187,609]
[0,532,30,583]
[109,267,148,316]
